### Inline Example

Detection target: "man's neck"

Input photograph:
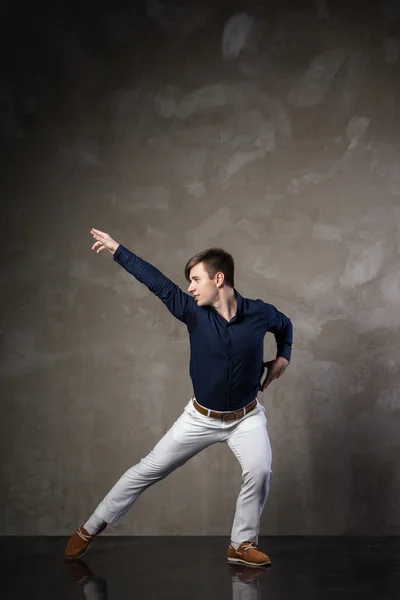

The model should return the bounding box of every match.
[213,288,237,322]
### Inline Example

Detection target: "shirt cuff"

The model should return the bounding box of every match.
[113,244,131,264]
[276,349,291,362]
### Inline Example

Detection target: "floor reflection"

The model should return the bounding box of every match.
[64,559,270,600]
[3,537,400,600]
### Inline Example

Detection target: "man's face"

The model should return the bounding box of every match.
[187,262,219,306]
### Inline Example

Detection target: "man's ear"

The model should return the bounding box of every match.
[215,271,225,287]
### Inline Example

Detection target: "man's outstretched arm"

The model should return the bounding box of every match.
[90,228,192,323]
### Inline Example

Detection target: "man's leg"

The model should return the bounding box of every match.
[226,403,272,566]
[65,401,220,558]
[94,402,219,525]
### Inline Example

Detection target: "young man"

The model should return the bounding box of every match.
[65,228,293,566]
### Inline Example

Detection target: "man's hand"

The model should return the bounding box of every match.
[260,357,289,392]
[90,228,119,255]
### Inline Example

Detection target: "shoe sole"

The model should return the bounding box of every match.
[227,557,271,567]
[64,543,91,561]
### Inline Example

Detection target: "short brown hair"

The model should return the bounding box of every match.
[184,248,235,288]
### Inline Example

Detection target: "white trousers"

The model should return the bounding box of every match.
[95,399,272,544]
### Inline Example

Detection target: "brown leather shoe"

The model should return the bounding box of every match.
[227,542,271,567]
[64,524,106,560]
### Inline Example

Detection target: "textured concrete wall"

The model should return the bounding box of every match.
[1,1,400,535]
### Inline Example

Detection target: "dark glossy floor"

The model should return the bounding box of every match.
[1,536,400,599]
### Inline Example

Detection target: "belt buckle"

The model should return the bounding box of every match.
[222,412,237,422]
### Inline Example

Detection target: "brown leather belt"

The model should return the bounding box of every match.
[193,398,257,422]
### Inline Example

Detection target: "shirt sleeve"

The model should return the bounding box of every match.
[263,302,293,362]
[114,244,193,324]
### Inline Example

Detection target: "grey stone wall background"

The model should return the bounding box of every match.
[1,1,400,535]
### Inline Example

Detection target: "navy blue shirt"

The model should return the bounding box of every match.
[114,245,293,412]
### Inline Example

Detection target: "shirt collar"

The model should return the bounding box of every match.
[210,289,244,323]
[234,290,244,319]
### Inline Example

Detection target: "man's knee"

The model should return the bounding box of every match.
[245,463,271,488]
[135,453,172,477]
[131,449,183,480]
